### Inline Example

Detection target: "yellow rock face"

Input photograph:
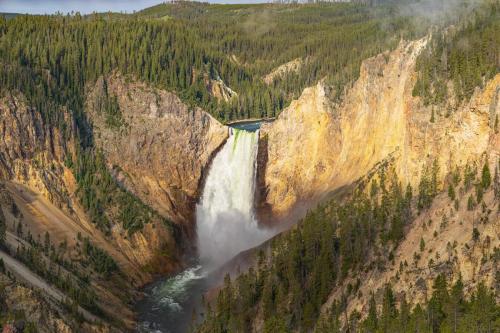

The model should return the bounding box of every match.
[260,37,499,221]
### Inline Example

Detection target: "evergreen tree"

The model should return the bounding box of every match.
[481,160,491,189]
[0,208,6,246]
[364,293,378,332]
[380,284,397,333]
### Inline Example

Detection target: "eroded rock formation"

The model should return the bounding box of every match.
[87,73,228,229]
[258,38,500,222]
[263,58,304,85]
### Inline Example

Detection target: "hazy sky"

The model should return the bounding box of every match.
[0,0,270,15]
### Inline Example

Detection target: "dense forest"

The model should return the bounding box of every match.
[413,2,500,107]
[1,1,496,123]
[0,0,460,124]
[137,1,428,120]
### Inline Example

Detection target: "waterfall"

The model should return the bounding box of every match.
[138,126,271,333]
[196,127,269,269]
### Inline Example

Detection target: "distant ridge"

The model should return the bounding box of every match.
[0,13,19,19]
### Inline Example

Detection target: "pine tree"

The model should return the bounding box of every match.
[448,183,456,200]
[364,293,378,332]
[420,237,426,252]
[481,160,491,189]
[380,284,397,333]
[0,208,6,246]
[494,164,500,198]
[467,195,475,211]
[449,275,464,333]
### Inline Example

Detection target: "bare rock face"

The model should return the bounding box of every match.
[4,282,73,333]
[257,80,340,223]
[258,37,500,222]
[87,73,228,229]
[0,94,74,210]
[206,77,238,102]
[263,58,304,85]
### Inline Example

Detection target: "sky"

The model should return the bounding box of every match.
[0,0,270,15]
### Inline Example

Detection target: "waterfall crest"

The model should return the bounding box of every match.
[196,128,269,269]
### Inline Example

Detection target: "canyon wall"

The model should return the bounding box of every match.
[0,72,229,277]
[87,73,228,230]
[258,37,500,222]
[0,74,229,328]
[0,93,75,210]
[254,38,499,323]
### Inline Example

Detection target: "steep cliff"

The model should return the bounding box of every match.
[87,73,228,230]
[258,37,500,222]
[0,93,75,211]
[0,92,171,286]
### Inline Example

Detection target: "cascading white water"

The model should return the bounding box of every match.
[196,127,269,269]
[138,126,271,333]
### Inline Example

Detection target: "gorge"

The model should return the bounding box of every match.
[0,1,498,332]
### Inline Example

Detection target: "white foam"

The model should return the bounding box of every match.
[196,128,270,270]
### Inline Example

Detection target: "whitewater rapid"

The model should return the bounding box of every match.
[196,127,269,270]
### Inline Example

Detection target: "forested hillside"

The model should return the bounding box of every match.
[198,158,500,332]
[2,1,495,124]
[0,2,431,123]
[413,3,500,107]
[138,1,428,120]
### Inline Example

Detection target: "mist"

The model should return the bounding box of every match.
[394,0,484,24]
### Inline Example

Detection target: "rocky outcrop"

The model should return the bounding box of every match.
[263,58,304,85]
[207,77,238,102]
[0,93,75,211]
[3,281,73,333]
[87,73,228,230]
[258,38,500,222]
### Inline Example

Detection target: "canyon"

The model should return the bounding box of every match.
[0,35,498,333]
